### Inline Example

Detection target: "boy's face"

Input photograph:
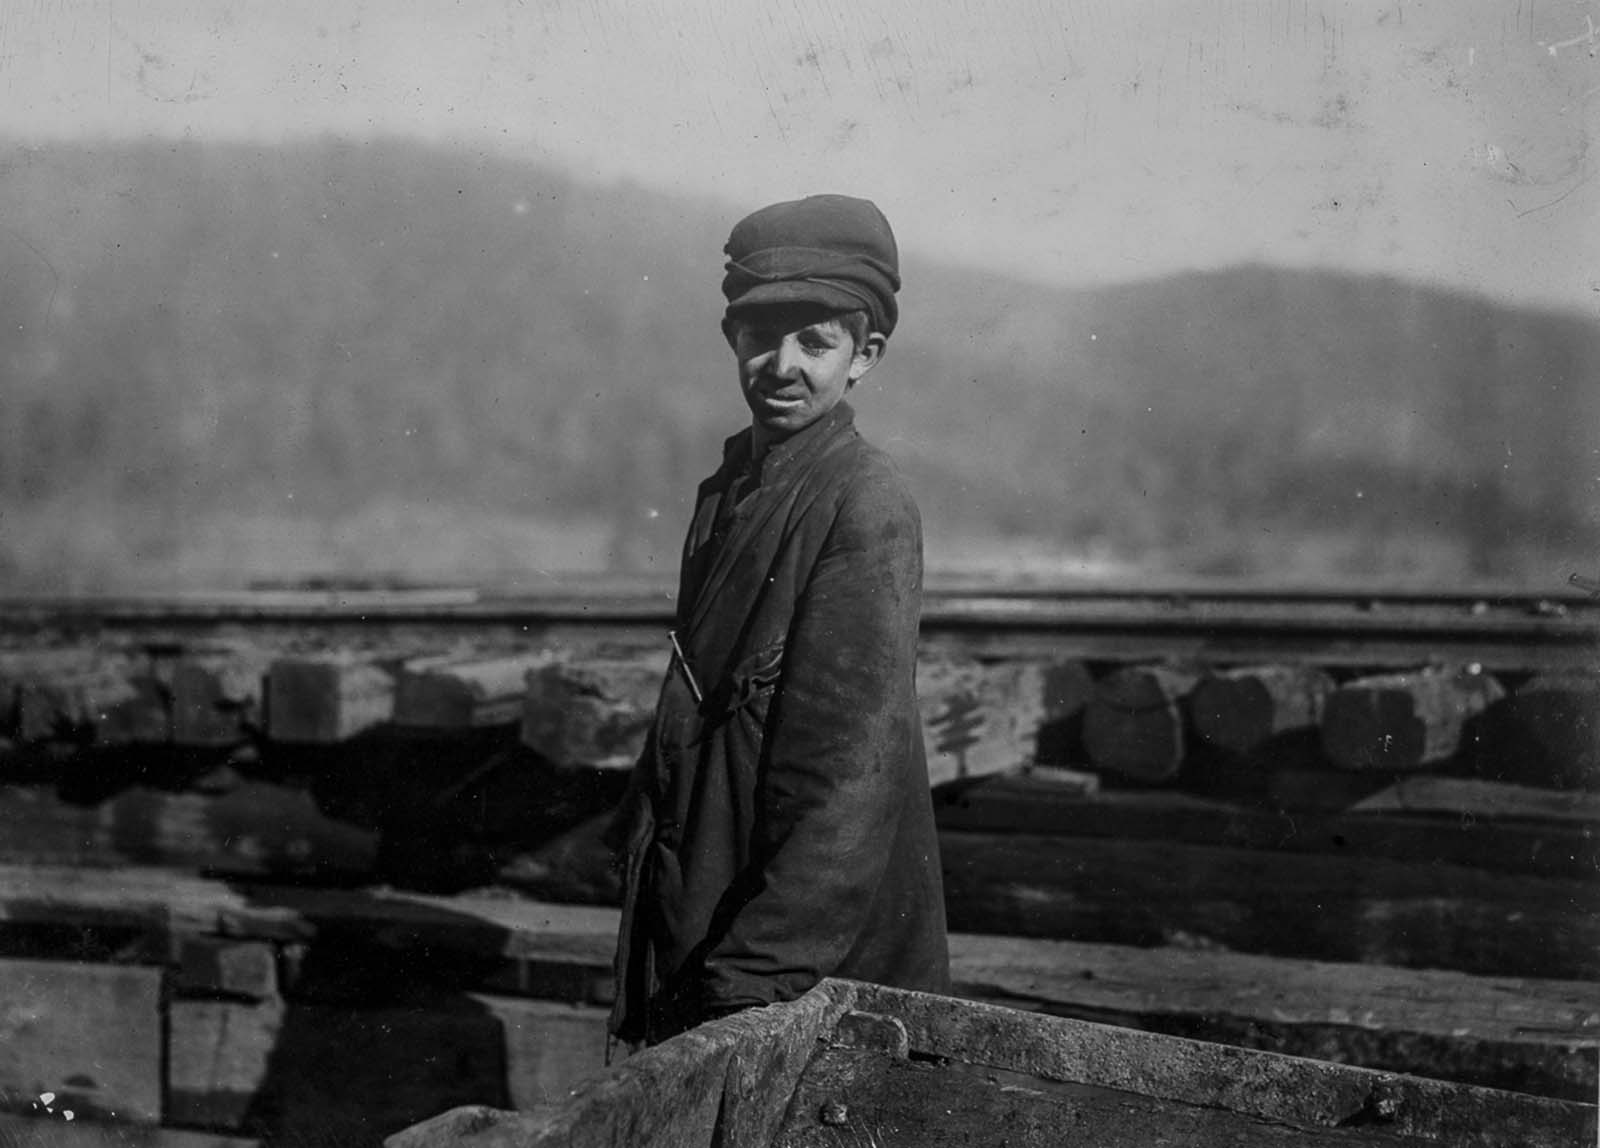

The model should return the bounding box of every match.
[729,305,883,444]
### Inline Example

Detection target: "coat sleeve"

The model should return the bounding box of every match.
[698,465,924,1012]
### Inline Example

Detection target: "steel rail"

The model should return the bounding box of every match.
[2,586,1594,672]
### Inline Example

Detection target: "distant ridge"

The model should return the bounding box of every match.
[1,138,1595,591]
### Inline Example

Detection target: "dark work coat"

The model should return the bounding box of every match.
[607,400,949,1045]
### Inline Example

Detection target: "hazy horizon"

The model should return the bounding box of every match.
[2,0,1595,312]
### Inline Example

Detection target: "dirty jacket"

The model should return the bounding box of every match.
[608,401,950,1045]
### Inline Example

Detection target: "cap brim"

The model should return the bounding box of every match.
[723,280,866,317]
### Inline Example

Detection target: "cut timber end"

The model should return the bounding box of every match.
[265,657,395,743]
[1189,664,1335,756]
[396,652,560,728]
[520,655,666,769]
[1082,664,1204,783]
[171,655,268,746]
[1322,667,1506,772]
[917,657,1046,785]
[1494,672,1600,787]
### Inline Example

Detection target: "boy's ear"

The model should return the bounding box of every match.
[848,332,888,383]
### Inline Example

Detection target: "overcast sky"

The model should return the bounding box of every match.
[2,0,1596,310]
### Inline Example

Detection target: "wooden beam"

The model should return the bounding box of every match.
[1490,673,1600,788]
[1322,667,1506,771]
[0,959,163,1124]
[518,650,1059,781]
[520,655,664,770]
[916,655,1045,785]
[395,653,559,729]
[265,656,394,744]
[0,865,621,966]
[846,983,1596,1148]
[1350,776,1600,823]
[1189,664,1335,756]
[0,784,379,879]
[1081,664,1204,783]
[10,662,169,746]
[934,773,1599,879]
[938,830,1600,979]
[170,655,267,747]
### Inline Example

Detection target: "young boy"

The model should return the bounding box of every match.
[608,194,950,1046]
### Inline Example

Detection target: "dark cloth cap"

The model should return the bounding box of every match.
[721,194,901,337]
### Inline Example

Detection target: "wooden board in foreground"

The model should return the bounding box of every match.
[387,981,1597,1148]
[0,1113,257,1148]
[950,935,1600,1100]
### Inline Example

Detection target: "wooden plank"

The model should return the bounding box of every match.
[471,998,610,1109]
[0,865,622,970]
[1081,664,1204,783]
[395,653,558,729]
[847,983,1597,1148]
[934,774,1600,879]
[1322,667,1507,771]
[265,656,394,743]
[1351,777,1600,823]
[520,655,664,770]
[0,784,379,879]
[1189,664,1335,756]
[0,959,162,1124]
[384,983,851,1148]
[947,935,1600,1100]
[939,830,1600,979]
[0,1113,258,1147]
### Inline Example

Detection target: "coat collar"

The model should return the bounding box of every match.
[716,400,857,486]
[682,401,858,638]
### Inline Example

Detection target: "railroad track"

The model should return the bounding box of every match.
[3,583,1596,671]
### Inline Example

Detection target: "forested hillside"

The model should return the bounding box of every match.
[2,139,1595,591]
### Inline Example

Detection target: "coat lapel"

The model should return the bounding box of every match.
[682,404,856,641]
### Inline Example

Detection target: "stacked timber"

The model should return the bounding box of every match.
[0,601,1596,1144]
[0,865,618,1146]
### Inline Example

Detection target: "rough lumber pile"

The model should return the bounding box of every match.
[0,865,618,1145]
[0,610,1596,1143]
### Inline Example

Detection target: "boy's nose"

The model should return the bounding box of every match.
[771,336,804,378]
